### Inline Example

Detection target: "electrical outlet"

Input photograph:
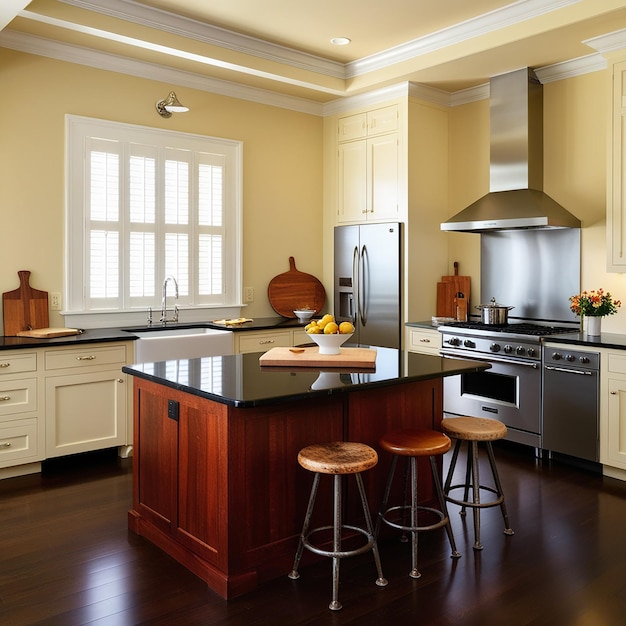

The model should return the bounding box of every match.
[244,287,254,302]
[50,292,62,311]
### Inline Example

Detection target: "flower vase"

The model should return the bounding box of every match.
[586,316,602,336]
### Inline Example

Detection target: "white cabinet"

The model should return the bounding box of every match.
[406,326,442,356]
[601,349,626,471]
[608,59,626,271]
[43,343,129,458]
[0,340,133,476]
[235,328,310,354]
[0,350,43,470]
[337,105,399,223]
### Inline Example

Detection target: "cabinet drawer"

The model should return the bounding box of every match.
[408,328,442,352]
[608,352,626,375]
[293,329,310,347]
[44,345,126,371]
[0,352,37,376]
[0,378,37,417]
[237,332,291,354]
[0,418,40,466]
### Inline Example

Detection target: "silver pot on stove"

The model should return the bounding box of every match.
[475,297,514,325]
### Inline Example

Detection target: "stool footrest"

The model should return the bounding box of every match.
[303,524,375,559]
[380,504,450,533]
[445,484,505,509]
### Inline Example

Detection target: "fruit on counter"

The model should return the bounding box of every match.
[305,314,354,335]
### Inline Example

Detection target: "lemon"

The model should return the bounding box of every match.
[339,321,354,334]
[323,322,339,334]
[305,321,318,331]
[306,325,321,334]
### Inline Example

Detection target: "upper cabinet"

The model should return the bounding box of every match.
[336,105,400,223]
[608,59,626,271]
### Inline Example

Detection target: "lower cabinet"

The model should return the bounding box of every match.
[406,326,442,355]
[602,350,626,472]
[0,341,132,475]
[235,328,309,354]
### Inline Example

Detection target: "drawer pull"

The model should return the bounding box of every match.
[419,338,431,343]
[0,362,10,368]
[0,442,11,448]
[0,395,10,402]
[259,340,275,345]
[76,355,96,361]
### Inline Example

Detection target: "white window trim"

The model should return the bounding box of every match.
[64,115,243,329]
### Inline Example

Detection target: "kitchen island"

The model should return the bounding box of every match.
[122,347,488,599]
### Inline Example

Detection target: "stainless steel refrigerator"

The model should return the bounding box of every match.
[334,222,402,348]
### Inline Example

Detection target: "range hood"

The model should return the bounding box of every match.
[441,68,581,232]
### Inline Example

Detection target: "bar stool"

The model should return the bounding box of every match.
[288,441,388,611]
[377,429,461,579]
[441,417,514,550]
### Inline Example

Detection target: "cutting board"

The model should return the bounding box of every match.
[259,346,377,368]
[3,271,49,336]
[267,257,326,318]
[436,262,471,318]
[16,327,82,339]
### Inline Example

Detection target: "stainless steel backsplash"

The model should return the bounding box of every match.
[480,229,581,324]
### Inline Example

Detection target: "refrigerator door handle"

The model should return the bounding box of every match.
[352,246,359,325]
[359,244,368,326]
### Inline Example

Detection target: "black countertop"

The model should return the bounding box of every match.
[122,347,489,408]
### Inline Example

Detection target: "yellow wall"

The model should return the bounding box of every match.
[0,49,323,325]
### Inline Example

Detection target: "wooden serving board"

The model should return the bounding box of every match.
[3,270,49,336]
[259,346,377,368]
[437,262,471,318]
[267,257,326,318]
[16,327,82,339]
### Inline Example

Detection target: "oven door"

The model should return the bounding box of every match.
[442,352,541,447]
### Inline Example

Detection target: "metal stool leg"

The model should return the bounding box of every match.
[409,457,420,578]
[289,473,320,580]
[470,440,483,550]
[430,456,461,559]
[485,441,515,536]
[330,474,342,611]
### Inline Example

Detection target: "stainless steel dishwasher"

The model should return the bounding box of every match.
[542,346,600,462]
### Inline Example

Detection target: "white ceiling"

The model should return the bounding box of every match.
[3,0,626,106]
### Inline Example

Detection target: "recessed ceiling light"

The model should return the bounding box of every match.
[330,37,351,46]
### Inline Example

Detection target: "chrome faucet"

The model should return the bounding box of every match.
[161,275,179,324]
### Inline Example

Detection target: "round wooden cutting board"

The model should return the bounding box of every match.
[267,257,326,318]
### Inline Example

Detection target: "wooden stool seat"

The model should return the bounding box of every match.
[380,428,451,457]
[441,417,507,441]
[442,417,513,550]
[377,428,460,579]
[289,441,387,611]
[298,441,378,474]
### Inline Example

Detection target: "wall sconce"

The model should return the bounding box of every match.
[155,91,189,118]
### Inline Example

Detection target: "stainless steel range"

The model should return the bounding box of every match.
[440,321,578,449]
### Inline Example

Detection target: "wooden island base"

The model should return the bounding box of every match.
[127,376,445,599]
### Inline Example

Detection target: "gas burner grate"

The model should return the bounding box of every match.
[441,322,578,336]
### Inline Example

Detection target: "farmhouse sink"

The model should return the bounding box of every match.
[129,326,234,362]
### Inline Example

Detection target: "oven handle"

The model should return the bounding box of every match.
[441,352,539,369]
[544,365,593,376]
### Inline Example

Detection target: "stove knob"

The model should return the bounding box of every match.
[516,346,526,356]
[579,356,590,364]
[463,339,475,348]
[552,352,562,360]
[527,347,536,357]
[503,345,513,354]
[447,337,461,347]
[490,343,501,353]
[566,354,575,362]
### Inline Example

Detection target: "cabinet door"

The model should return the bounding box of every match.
[45,370,127,457]
[337,140,367,222]
[369,133,399,220]
[609,61,626,271]
[338,112,367,142]
[606,376,626,469]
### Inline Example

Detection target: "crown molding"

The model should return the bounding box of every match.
[583,28,626,55]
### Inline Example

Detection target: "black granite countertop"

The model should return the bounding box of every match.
[543,331,626,350]
[122,346,489,408]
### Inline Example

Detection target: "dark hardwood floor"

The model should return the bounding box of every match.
[2,443,626,625]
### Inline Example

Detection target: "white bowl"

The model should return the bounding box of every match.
[307,332,353,355]
[294,309,315,323]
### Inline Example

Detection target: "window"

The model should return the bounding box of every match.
[66,115,242,318]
